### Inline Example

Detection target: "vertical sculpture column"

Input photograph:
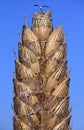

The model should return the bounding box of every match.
[13,10,71,130]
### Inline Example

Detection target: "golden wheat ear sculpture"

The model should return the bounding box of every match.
[13,10,71,130]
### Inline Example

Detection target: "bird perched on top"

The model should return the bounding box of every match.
[34,4,49,12]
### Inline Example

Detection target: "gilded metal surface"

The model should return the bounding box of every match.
[32,11,52,28]
[32,11,53,40]
[13,10,71,130]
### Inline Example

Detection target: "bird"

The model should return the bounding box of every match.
[34,4,49,12]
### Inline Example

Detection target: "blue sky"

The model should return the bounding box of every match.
[0,0,84,130]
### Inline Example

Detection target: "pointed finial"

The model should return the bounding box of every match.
[18,30,22,42]
[66,69,71,77]
[24,14,28,27]
[11,104,14,110]
[69,106,73,112]
[11,104,15,113]
[12,88,14,93]
[64,32,68,42]
[12,69,16,77]
[34,4,49,12]
[12,69,15,75]
[13,49,18,60]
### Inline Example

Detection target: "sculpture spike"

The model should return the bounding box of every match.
[13,49,18,60]
[64,32,68,42]
[18,30,22,42]
[24,14,28,27]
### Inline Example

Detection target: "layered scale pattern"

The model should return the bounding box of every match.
[13,11,71,130]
